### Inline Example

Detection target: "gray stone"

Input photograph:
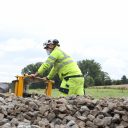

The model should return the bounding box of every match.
[0,113,4,120]
[0,118,9,126]
[0,93,128,127]
[47,112,56,122]
[67,120,78,128]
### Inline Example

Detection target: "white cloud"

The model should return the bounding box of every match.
[0,51,4,58]
[27,57,47,64]
[0,38,37,52]
[103,58,128,79]
[0,0,128,82]
[0,64,22,82]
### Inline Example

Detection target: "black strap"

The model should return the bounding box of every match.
[59,87,69,94]
[64,75,83,81]
[23,93,32,97]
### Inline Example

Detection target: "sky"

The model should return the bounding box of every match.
[0,0,128,82]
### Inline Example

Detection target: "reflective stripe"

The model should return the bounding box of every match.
[49,55,56,60]
[48,48,73,72]
[57,60,74,71]
[56,50,70,63]
[56,56,70,63]
[64,75,83,81]
[59,87,69,94]
[45,60,53,66]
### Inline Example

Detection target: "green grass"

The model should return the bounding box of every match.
[29,87,128,99]
[29,88,60,97]
[85,88,128,99]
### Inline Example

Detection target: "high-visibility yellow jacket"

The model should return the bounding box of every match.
[37,46,82,80]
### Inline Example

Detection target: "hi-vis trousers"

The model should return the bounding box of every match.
[59,76,85,96]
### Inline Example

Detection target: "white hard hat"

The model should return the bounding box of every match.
[43,39,60,49]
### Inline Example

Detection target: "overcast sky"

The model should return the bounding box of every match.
[0,0,128,82]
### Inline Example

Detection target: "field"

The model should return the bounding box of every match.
[29,84,128,99]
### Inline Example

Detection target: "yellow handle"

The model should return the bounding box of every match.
[14,74,54,97]
[14,76,24,96]
[45,80,55,96]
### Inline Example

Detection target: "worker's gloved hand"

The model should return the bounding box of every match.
[30,73,38,79]
[42,77,49,83]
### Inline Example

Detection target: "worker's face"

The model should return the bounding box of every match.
[45,44,55,55]
[46,48,52,55]
[45,45,53,55]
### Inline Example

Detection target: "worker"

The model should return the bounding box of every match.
[31,39,85,96]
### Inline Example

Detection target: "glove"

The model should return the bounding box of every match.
[30,72,38,79]
[42,77,49,83]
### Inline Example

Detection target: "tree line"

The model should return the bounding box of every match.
[21,59,128,89]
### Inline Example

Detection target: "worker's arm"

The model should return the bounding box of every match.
[47,67,57,80]
[37,48,59,75]
[30,62,50,78]
[37,62,51,75]
[30,72,39,78]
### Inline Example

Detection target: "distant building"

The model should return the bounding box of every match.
[0,82,10,93]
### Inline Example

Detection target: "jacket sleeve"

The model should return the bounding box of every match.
[47,67,57,80]
[37,62,50,75]
[37,48,59,75]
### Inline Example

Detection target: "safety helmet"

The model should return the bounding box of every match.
[43,39,60,49]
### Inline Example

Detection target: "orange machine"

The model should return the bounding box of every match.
[14,75,54,97]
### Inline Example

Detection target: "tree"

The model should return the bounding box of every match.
[84,76,94,87]
[21,62,42,75]
[121,75,128,84]
[112,80,122,85]
[78,59,101,78]
[78,59,111,86]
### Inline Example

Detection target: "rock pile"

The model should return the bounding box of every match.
[0,94,128,128]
